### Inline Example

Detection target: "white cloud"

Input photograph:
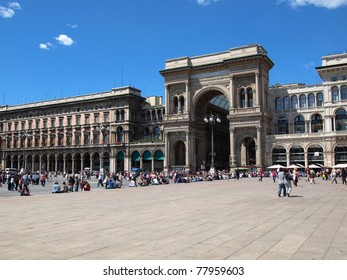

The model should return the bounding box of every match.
[39,42,53,50]
[9,2,22,10]
[0,2,21,18]
[55,34,75,46]
[67,23,78,29]
[283,0,347,9]
[0,6,14,18]
[197,0,221,6]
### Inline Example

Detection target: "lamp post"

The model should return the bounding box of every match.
[21,131,31,173]
[100,123,109,174]
[204,114,221,174]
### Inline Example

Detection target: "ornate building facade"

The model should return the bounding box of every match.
[0,87,165,173]
[1,44,347,173]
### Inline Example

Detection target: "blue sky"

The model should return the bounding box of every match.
[1,0,347,105]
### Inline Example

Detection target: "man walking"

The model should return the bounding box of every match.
[277,168,286,197]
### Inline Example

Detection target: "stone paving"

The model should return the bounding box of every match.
[1,176,347,260]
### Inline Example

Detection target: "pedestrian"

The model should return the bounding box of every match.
[277,168,286,197]
[309,169,316,184]
[258,169,263,182]
[74,174,80,191]
[331,169,338,184]
[271,169,277,183]
[342,168,347,185]
[97,173,104,187]
[293,167,299,187]
[285,170,293,197]
[40,173,46,187]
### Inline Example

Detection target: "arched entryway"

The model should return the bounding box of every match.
[194,89,230,171]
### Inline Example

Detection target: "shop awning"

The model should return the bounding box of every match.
[131,151,141,161]
[117,151,124,160]
[143,150,152,161]
[154,150,164,161]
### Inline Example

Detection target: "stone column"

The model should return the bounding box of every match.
[165,85,168,117]
[256,126,263,169]
[63,155,66,174]
[164,132,169,172]
[185,131,190,170]
[229,127,236,168]
[255,73,260,107]
[185,82,190,114]
[304,149,309,168]
[229,75,234,109]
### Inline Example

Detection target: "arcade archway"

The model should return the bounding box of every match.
[194,90,230,171]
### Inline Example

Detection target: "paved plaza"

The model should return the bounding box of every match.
[1,176,347,260]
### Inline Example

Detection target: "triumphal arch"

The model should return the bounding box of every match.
[160,44,274,172]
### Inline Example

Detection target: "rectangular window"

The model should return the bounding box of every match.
[94,114,99,124]
[104,113,109,123]
[59,118,63,127]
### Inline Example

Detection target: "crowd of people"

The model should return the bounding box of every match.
[1,165,346,198]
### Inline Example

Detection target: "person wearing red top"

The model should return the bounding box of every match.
[40,173,46,187]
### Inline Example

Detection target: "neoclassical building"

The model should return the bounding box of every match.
[0,87,165,174]
[1,44,347,173]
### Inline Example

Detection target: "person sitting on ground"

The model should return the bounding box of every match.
[20,183,30,196]
[107,179,115,189]
[52,181,62,193]
[82,180,91,191]
[62,181,68,193]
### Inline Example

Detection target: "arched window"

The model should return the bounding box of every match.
[317,92,324,107]
[342,86,347,100]
[278,116,289,134]
[275,97,282,111]
[294,115,305,133]
[300,94,306,108]
[179,96,185,113]
[311,114,323,133]
[247,88,253,107]
[173,97,178,114]
[291,95,298,109]
[332,86,339,101]
[283,96,290,110]
[240,89,246,108]
[335,109,347,131]
[120,110,125,121]
[308,93,315,107]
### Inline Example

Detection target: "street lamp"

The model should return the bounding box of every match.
[21,131,31,173]
[204,114,221,174]
[100,123,109,174]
